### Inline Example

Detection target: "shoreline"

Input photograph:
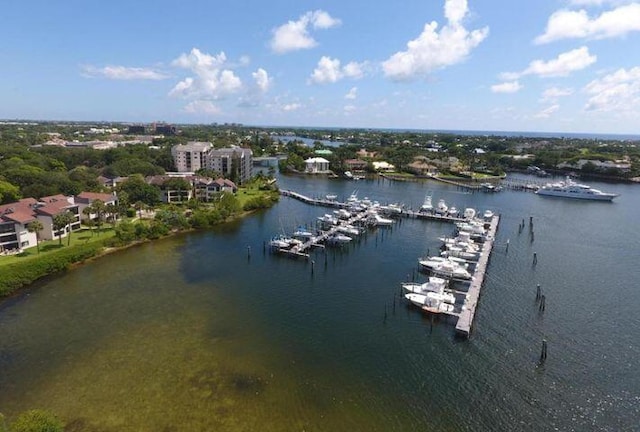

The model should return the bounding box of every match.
[0,208,262,305]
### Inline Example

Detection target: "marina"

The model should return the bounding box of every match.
[278,188,500,337]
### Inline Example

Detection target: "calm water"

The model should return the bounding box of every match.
[1,174,639,431]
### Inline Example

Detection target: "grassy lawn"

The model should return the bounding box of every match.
[235,180,278,208]
[0,227,115,267]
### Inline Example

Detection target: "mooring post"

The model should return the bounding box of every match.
[536,284,541,301]
[247,245,251,260]
[506,239,510,253]
[539,339,548,363]
[539,294,546,312]
[530,231,535,243]
[533,252,538,265]
[311,260,315,275]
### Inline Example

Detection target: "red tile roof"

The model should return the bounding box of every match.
[76,192,116,203]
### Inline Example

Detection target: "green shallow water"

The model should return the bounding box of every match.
[0,239,430,431]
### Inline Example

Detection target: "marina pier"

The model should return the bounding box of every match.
[278,189,501,337]
[455,214,499,338]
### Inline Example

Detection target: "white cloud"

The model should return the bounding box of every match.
[382,0,489,81]
[502,46,596,80]
[184,100,221,115]
[81,65,168,80]
[169,48,242,100]
[345,87,358,99]
[535,3,640,44]
[584,67,640,112]
[252,68,271,93]
[309,56,366,84]
[282,103,302,111]
[535,104,560,118]
[270,10,341,54]
[491,81,522,93]
[541,86,573,102]
[343,104,356,114]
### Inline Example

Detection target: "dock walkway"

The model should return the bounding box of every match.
[455,214,500,338]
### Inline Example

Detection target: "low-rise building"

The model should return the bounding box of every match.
[304,157,330,174]
[344,159,368,171]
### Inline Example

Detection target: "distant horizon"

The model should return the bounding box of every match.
[3,117,639,142]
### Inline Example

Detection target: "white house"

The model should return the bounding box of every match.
[304,157,330,174]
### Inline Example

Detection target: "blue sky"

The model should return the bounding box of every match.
[2,0,640,134]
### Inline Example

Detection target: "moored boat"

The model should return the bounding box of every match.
[535,177,618,201]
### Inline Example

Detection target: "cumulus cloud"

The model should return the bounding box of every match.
[169,48,242,100]
[343,104,356,114]
[282,103,302,111]
[491,81,522,93]
[584,67,640,112]
[382,0,488,81]
[535,104,560,118]
[309,56,366,84]
[345,87,358,99]
[184,100,221,115]
[535,3,640,44]
[541,86,573,102]
[502,46,596,80]
[252,68,272,93]
[81,65,168,80]
[270,10,341,54]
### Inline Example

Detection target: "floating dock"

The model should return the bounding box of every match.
[455,214,500,338]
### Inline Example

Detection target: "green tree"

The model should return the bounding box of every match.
[52,213,70,246]
[26,220,44,253]
[9,409,64,432]
[0,180,21,204]
[89,200,106,234]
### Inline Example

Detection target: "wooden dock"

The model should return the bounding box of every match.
[280,190,466,223]
[455,214,500,338]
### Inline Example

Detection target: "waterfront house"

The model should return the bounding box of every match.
[304,157,331,174]
[344,159,368,172]
[372,161,396,172]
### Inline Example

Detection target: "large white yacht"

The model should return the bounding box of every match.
[535,177,619,201]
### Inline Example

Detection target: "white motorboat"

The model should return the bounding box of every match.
[405,293,456,314]
[441,247,478,260]
[317,214,338,225]
[269,235,298,249]
[334,209,352,219]
[327,233,352,244]
[367,213,394,226]
[292,227,314,239]
[420,194,433,213]
[463,208,476,219]
[325,193,338,200]
[535,176,618,201]
[447,206,458,217]
[336,224,360,236]
[402,276,449,295]
[435,199,448,215]
[483,210,494,219]
[380,203,403,215]
[419,258,472,280]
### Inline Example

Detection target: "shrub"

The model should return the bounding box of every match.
[0,242,104,297]
[10,409,64,432]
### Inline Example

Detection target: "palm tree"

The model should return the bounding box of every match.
[105,203,118,228]
[82,206,94,236]
[52,213,70,246]
[26,219,44,253]
[90,199,106,234]
[134,201,146,219]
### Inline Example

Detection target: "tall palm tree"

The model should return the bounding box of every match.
[90,199,106,234]
[26,219,44,253]
[52,213,68,246]
[105,203,118,228]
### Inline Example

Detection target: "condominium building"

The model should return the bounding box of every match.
[171,143,253,184]
[171,142,213,172]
